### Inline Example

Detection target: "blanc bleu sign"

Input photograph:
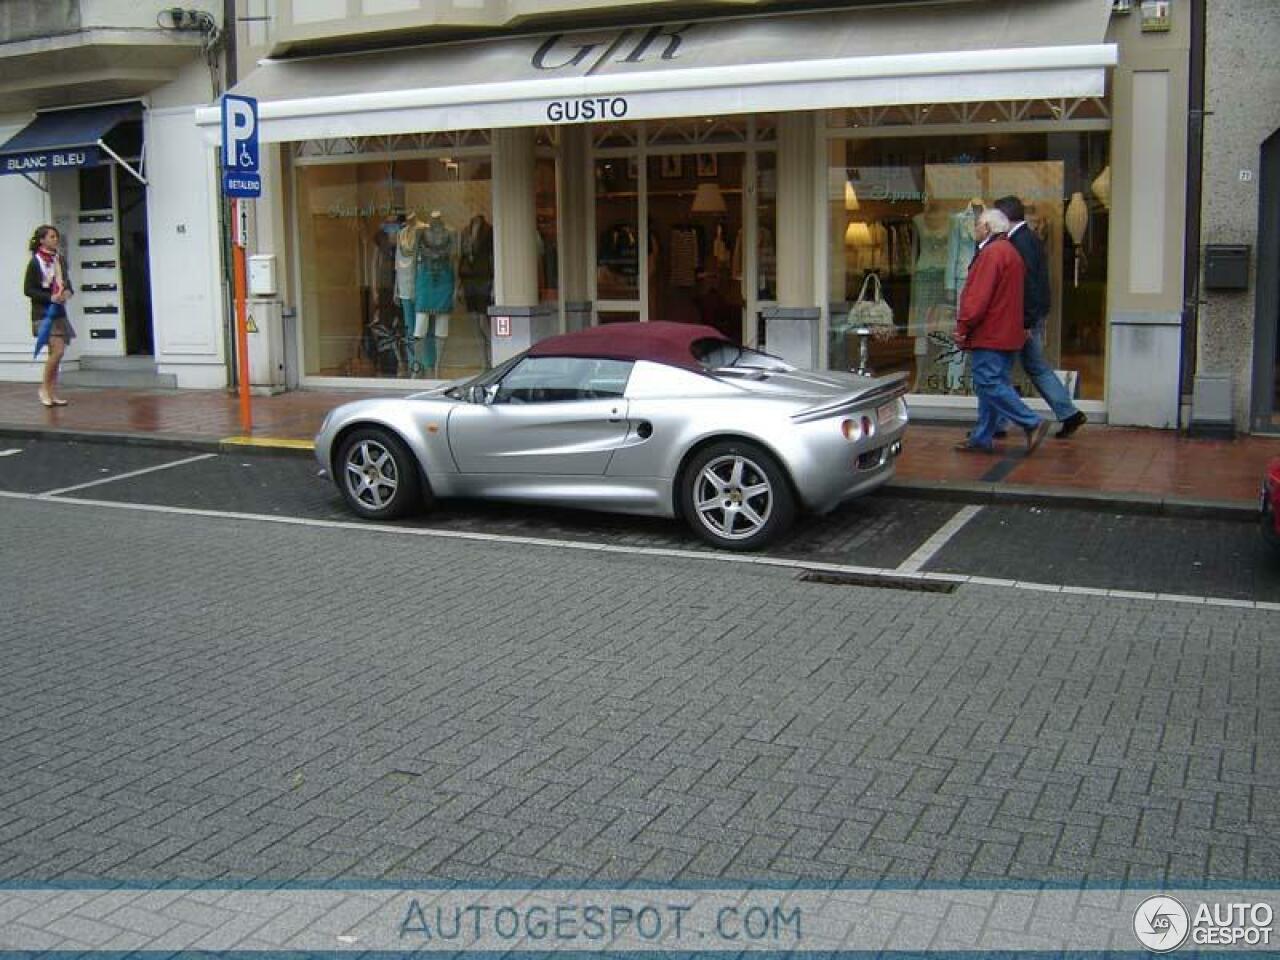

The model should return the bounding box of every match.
[534,23,693,124]
[3,147,100,175]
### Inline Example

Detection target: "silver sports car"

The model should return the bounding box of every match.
[315,322,908,550]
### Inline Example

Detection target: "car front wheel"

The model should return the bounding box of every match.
[336,426,422,521]
[681,440,795,550]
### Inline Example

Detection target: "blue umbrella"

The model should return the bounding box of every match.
[32,302,56,358]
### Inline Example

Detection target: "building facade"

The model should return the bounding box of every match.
[18,0,1264,439]
[0,1,229,390]
[1194,0,1280,434]
[203,0,1201,428]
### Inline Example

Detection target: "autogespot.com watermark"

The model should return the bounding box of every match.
[398,897,802,946]
[1134,894,1274,952]
[0,886,1278,952]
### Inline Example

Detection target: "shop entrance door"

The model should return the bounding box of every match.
[592,149,770,343]
[1253,127,1280,433]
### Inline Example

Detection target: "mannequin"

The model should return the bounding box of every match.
[459,213,494,368]
[942,199,984,393]
[414,210,456,376]
[395,213,421,374]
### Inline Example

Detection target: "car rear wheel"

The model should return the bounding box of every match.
[336,426,422,521]
[681,440,795,550]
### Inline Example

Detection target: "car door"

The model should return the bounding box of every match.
[447,356,633,475]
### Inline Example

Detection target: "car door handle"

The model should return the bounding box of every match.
[608,408,623,422]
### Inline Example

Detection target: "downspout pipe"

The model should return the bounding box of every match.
[1179,0,1207,432]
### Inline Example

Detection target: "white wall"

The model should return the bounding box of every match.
[147,105,228,388]
[0,119,53,382]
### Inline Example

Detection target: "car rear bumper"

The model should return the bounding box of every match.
[805,435,904,514]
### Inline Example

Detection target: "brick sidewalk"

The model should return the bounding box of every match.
[2,382,1278,506]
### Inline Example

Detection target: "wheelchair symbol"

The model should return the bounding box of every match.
[239,144,254,168]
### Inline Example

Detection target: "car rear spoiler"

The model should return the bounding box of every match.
[790,371,910,423]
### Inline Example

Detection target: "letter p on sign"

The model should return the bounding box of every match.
[222,94,259,172]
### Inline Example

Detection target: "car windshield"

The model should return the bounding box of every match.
[691,338,793,372]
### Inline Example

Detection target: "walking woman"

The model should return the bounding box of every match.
[25,224,75,406]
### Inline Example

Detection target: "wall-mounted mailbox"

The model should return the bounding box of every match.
[1204,244,1250,290]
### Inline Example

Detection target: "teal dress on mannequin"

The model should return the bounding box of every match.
[414,218,455,371]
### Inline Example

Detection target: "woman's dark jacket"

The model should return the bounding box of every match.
[23,255,74,327]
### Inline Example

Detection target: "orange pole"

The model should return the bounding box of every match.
[232,199,252,434]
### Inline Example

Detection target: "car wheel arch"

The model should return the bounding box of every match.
[671,433,801,519]
[330,420,433,499]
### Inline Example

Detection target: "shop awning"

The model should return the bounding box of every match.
[0,101,145,182]
[196,0,1115,145]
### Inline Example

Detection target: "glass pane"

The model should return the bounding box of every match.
[647,151,744,341]
[595,157,638,300]
[757,151,777,303]
[295,153,494,381]
[827,131,1110,401]
[536,156,558,306]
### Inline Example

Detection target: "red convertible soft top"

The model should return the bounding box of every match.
[528,321,730,371]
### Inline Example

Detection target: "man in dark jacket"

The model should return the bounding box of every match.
[994,195,1087,438]
[954,208,1049,454]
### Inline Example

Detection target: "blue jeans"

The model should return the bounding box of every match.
[969,349,1041,449]
[1020,329,1080,421]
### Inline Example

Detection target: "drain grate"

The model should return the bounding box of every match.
[797,570,960,593]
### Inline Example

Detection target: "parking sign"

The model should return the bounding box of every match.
[221,94,261,198]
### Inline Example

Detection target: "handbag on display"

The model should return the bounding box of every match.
[847,273,897,341]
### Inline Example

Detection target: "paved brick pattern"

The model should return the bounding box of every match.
[931,503,1280,602]
[1,496,1277,888]
[56,445,960,570]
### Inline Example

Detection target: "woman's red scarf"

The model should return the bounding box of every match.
[34,247,63,297]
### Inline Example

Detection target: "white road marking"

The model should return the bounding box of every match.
[37,453,217,497]
[896,504,984,574]
[0,449,22,457]
[0,490,1273,611]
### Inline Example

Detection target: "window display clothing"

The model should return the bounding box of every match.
[908,212,950,335]
[459,215,494,312]
[599,223,640,283]
[395,220,419,337]
[415,217,456,314]
[669,225,702,287]
[945,206,981,297]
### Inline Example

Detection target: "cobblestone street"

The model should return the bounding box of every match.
[2,495,1276,888]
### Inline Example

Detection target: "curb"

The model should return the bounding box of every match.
[0,425,315,459]
[883,478,1257,522]
[0,423,1259,520]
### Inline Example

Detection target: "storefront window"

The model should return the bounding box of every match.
[647,151,745,341]
[295,153,493,380]
[595,156,638,304]
[827,131,1110,401]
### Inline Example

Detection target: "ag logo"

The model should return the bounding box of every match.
[1134,896,1189,952]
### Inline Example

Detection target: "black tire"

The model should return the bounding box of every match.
[335,426,423,521]
[680,440,796,550]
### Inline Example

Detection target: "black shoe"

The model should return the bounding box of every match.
[1056,411,1087,439]
[1023,421,1050,454]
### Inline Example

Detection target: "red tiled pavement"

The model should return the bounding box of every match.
[3,382,1279,506]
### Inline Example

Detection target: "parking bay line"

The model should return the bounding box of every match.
[37,453,218,497]
[896,504,984,574]
[0,489,1273,611]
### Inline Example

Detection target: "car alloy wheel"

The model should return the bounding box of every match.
[336,426,422,520]
[682,440,795,550]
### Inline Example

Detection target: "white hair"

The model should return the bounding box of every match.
[980,208,1011,234]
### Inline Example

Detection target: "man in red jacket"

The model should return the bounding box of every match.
[954,208,1050,454]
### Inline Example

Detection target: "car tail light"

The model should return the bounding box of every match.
[841,416,875,442]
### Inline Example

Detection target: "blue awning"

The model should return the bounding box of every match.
[0,101,142,177]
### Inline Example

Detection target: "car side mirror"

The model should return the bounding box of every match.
[469,383,499,405]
